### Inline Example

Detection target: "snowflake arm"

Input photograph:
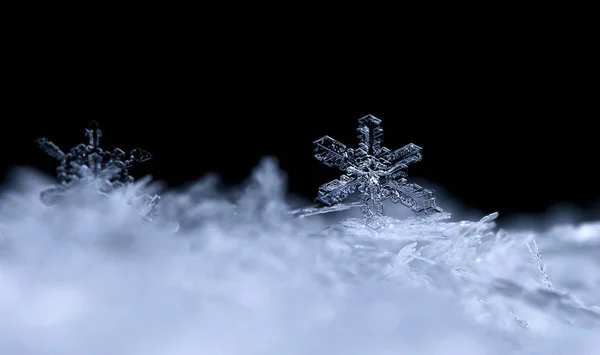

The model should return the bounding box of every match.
[382,179,442,216]
[36,137,66,161]
[315,175,362,206]
[313,136,354,172]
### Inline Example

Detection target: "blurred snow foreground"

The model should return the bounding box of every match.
[0,158,599,355]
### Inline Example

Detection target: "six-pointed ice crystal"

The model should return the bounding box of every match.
[313,114,442,227]
[36,121,158,217]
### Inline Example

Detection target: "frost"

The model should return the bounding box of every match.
[0,112,597,354]
[527,238,553,290]
[311,114,442,228]
[36,121,159,219]
[0,159,599,355]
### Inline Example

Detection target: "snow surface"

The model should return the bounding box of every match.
[0,157,599,355]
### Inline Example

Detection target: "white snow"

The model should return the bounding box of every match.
[0,158,599,355]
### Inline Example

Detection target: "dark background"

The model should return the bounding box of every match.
[2,26,598,225]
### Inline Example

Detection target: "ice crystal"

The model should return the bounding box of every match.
[312,114,442,228]
[36,121,159,218]
[527,238,553,290]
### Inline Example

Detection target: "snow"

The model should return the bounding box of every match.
[0,158,599,355]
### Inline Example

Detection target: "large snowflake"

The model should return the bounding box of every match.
[313,114,442,227]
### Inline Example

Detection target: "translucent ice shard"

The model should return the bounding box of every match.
[131,192,161,221]
[313,114,442,227]
[36,121,158,212]
[289,201,362,218]
[526,238,553,290]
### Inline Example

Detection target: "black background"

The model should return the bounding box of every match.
[2,23,598,225]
